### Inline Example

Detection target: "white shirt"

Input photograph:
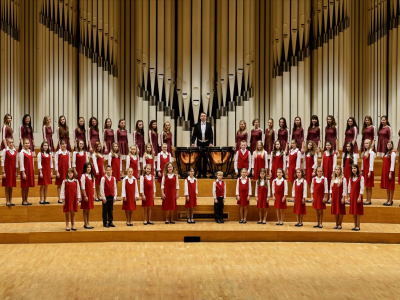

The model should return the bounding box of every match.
[1,147,18,168]
[321,151,337,171]
[348,176,365,195]
[329,177,348,196]
[272,178,288,196]
[60,179,82,199]
[108,153,123,172]
[291,178,308,198]
[303,153,318,169]
[385,151,397,172]
[121,176,140,198]
[161,173,180,189]
[341,153,359,168]
[126,155,141,171]
[251,151,269,169]
[269,151,286,172]
[235,177,252,196]
[19,149,34,172]
[80,174,95,190]
[37,152,53,170]
[213,180,227,199]
[255,179,271,197]
[184,176,198,196]
[157,151,173,171]
[234,149,251,172]
[72,151,89,167]
[55,149,71,171]
[91,153,105,174]
[310,176,329,193]
[140,174,156,194]
[361,149,376,172]
[287,148,301,169]
[100,175,118,200]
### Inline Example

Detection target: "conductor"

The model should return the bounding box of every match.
[191,112,213,178]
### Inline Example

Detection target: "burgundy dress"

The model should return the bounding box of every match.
[277,128,289,153]
[325,126,338,151]
[134,131,145,158]
[117,129,129,156]
[149,131,159,156]
[291,128,304,150]
[42,126,55,153]
[57,127,72,152]
[74,128,87,151]
[160,131,173,154]
[235,131,248,151]
[88,128,100,153]
[103,129,115,155]
[1,125,13,151]
[264,129,275,154]
[306,127,320,147]
[377,126,392,156]
[19,125,35,153]
[343,127,358,154]
[250,129,263,153]
[361,126,376,152]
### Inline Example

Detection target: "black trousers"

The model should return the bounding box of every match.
[214,197,224,221]
[102,196,114,225]
[197,141,208,177]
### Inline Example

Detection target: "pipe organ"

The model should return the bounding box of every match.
[0,0,399,149]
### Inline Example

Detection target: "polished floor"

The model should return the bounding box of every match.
[0,242,399,300]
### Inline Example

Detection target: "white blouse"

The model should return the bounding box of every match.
[184,177,198,196]
[157,152,173,171]
[1,147,18,167]
[126,155,141,171]
[91,153,104,174]
[234,149,252,172]
[108,153,123,172]
[341,153,359,168]
[37,152,53,170]
[287,148,301,169]
[121,176,140,198]
[161,173,180,189]
[310,176,329,193]
[235,177,252,196]
[55,149,71,171]
[19,149,34,172]
[291,178,308,198]
[139,174,156,194]
[60,179,82,199]
[361,149,376,172]
[80,174,95,190]
[269,151,286,171]
[72,151,89,167]
[100,175,118,200]
[303,153,318,169]
[329,177,347,196]
[255,179,271,197]
[251,151,269,169]
[348,176,365,195]
[272,178,288,196]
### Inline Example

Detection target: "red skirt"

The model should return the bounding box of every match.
[142,175,155,207]
[349,195,364,215]
[122,180,137,211]
[293,182,306,215]
[63,181,79,213]
[162,175,177,211]
[56,153,70,185]
[273,181,287,209]
[95,156,104,185]
[257,185,269,209]
[331,183,346,215]
[238,178,250,206]
[185,179,197,208]
[381,155,395,191]
[1,150,17,187]
[312,179,326,210]
[111,157,121,181]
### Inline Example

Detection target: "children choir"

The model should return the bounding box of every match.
[1,113,399,232]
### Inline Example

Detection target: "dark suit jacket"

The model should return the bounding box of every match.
[191,122,213,145]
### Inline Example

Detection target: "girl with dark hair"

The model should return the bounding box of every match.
[81,162,95,229]
[325,115,338,154]
[343,117,358,155]
[377,116,392,157]
[19,114,35,154]
[250,118,263,153]
[134,120,145,159]
[255,168,270,224]
[306,115,321,154]
[56,115,71,152]
[42,116,55,154]
[380,141,395,206]
[1,138,18,206]
[103,118,114,158]
[74,117,87,152]
[2,114,13,150]
[361,116,376,153]
[264,118,275,154]
[149,120,159,158]
[20,139,35,205]
[38,141,53,204]
[321,141,337,203]
[291,116,304,153]
[117,119,129,160]
[287,139,301,184]
[87,117,100,154]
[277,118,289,154]
[361,139,375,205]
[348,164,364,231]
[73,140,89,180]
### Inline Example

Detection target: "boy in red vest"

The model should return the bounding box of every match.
[213,171,226,223]
[100,165,117,227]
[234,140,251,177]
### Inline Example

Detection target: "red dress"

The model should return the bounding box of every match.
[38,153,52,186]
[377,126,392,156]
[144,155,155,176]
[250,129,263,153]
[322,152,335,189]
[161,132,173,154]
[80,174,94,210]
[142,175,155,207]
[325,127,337,151]
[257,181,269,209]
[162,175,177,211]
[127,155,139,179]
[63,180,79,213]
[292,128,304,150]
[20,151,35,188]
[305,153,315,184]
[277,129,289,153]
[361,126,375,152]
[342,156,353,182]
[19,125,35,153]
[349,176,364,215]
[122,178,137,211]
[273,179,287,209]
[158,153,171,183]
[1,125,13,151]
[237,178,250,206]
[287,149,300,183]
[111,155,121,181]
[306,127,320,147]
[252,152,266,180]
[134,131,145,158]
[74,128,87,151]
[117,129,129,156]
[74,152,87,180]
[235,131,248,151]
[94,155,104,185]
[185,178,197,208]
[270,153,284,181]
[149,131,159,156]
[343,127,358,154]
[331,181,346,215]
[88,128,100,153]
[381,152,395,190]
[56,151,70,185]
[103,129,115,155]
[43,126,55,153]
[362,153,374,187]
[264,129,275,154]
[312,178,326,210]
[1,149,17,187]
[293,180,306,215]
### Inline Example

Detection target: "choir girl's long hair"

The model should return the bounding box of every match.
[385,141,394,157]
[305,140,317,156]
[325,140,334,155]
[89,117,99,132]
[22,114,33,136]
[238,120,248,135]
[257,168,268,185]
[135,120,144,136]
[82,162,95,180]
[255,141,265,158]
[295,168,305,180]
[326,115,337,129]
[77,117,86,134]
[40,141,51,154]
[272,140,284,157]
[378,115,391,133]
[58,115,68,136]
[144,142,154,160]
[279,117,288,130]
[361,116,373,135]
[343,142,354,166]
[3,114,13,134]
[363,139,372,158]
[345,117,359,132]
[276,168,286,180]
[267,119,274,143]
[308,115,320,130]
[93,141,103,157]
[42,116,51,127]
[110,142,121,158]
[351,164,360,179]
[118,119,126,130]
[149,120,158,134]
[163,162,177,176]
[332,166,344,187]
[292,116,303,133]
[104,118,112,130]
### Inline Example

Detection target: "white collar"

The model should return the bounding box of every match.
[66,179,75,183]
[130,155,138,160]
[76,151,85,156]
[239,177,248,183]
[160,151,169,157]
[105,174,113,180]
[290,148,299,154]
[84,174,93,180]
[216,179,224,184]
[41,152,50,157]
[296,178,304,183]
[58,149,68,155]
[201,122,206,126]
[125,176,136,183]
[166,173,175,178]
[144,174,152,179]
[22,149,32,155]
[187,176,196,183]
[6,147,16,152]
[324,151,334,156]
[145,154,153,159]
[94,153,103,158]
[274,177,284,184]
[315,176,325,182]
[240,149,247,154]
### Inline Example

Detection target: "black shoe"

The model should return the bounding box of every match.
[383,202,388,206]
[6,203,11,207]
[170,221,175,224]
[148,222,154,225]
[305,200,312,203]
[337,226,342,230]
[84,225,91,229]
[279,223,284,226]
[351,227,357,231]
[165,221,170,224]
[243,220,247,224]
[109,223,115,227]
[116,199,121,201]
[191,220,196,224]
[313,225,320,228]
[95,198,101,202]
[318,225,323,228]
[333,226,338,229]
[129,223,133,226]
[216,220,221,223]
[355,228,360,231]
[129,224,133,226]
[22,203,29,206]
[298,223,303,227]
[71,228,77,231]
[187,220,190,223]
[363,202,372,205]
[44,201,50,204]
[10,203,15,206]
[294,223,299,227]
[388,202,393,206]
[276,223,280,226]
[287,199,293,202]
[28,203,32,205]
[345,202,350,205]
[239,220,244,224]
[39,201,45,205]
[66,228,70,231]
[262,222,266,225]
[103,224,110,228]
[257,221,262,224]
[220,219,224,223]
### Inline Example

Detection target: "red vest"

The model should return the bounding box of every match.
[238,150,249,169]
[215,181,225,198]
[103,176,115,197]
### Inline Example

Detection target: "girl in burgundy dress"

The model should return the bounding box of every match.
[341,142,358,188]
[264,118,275,155]
[161,162,179,224]
[73,140,89,180]
[321,141,337,203]
[292,169,307,227]
[250,118,263,153]
[269,140,286,181]
[126,145,141,179]
[291,116,304,153]
[140,164,156,225]
[134,120,145,161]
[1,114,13,150]
[157,143,173,183]
[81,162,95,229]
[325,115,338,155]
[361,116,376,153]
[1,138,18,206]
[61,168,81,231]
[331,166,347,230]
[311,167,328,228]
[286,139,301,184]
[19,114,35,155]
[42,116,54,154]
[56,115,71,152]
[117,119,129,162]
[20,139,35,205]
[303,141,318,200]
[381,141,396,206]
[121,167,139,226]
[92,142,105,201]
[38,141,53,205]
[377,116,392,157]
[236,168,252,223]
[343,117,358,155]
[149,120,159,158]
[277,118,289,154]
[251,141,268,180]
[108,142,122,183]
[103,118,114,159]
[55,140,71,204]
[87,117,100,154]
[235,120,249,151]
[160,121,174,154]
[143,143,156,176]
[184,167,198,224]
[272,168,288,225]
[361,139,376,205]
[306,115,321,155]
[255,168,270,224]
[74,117,87,152]
[348,164,364,231]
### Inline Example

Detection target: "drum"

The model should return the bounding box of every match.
[174,147,202,178]
[206,146,235,178]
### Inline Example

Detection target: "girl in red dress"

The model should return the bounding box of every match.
[291,116,305,153]
[38,141,53,205]
[303,141,317,200]
[149,120,159,158]
[343,117,358,155]
[1,138,18,206]
[321,141,337,203]
[56,115,71,152]
[103,118,114,158]
[55,140,71,204]
[161,162,179,224]
[134,120,145,160]
[122,167,139,226]
[92,142,105,201]
[143,143,156,175]
[184,168,198,224]
[126,145,141,179]
[1,114,13,150]
[236,168,252,223]
[250,118,263,153]
[311,167,328,228]
[19,114,35,155]
[381,141,396,206]
[278,118,290,154]
[234,140,251,177]
[264,118,275,155]
[61,168,81,231]
[361,116,376,152]
[325,115,339,155]
[255,168,270,224]
[269,140,286,181]
[286,139,301,184]
[331,166,347,230]
[42,116,55,154]
[251,141,268,180]
[140,164,156,225]
[157,143,173,183]
[341,142,358,189]
[160,121,174,154]
[20,139,35,205]
[272,168,288,225]
[235,120,249,151]
[117,119,129,163]
[108,142,122,183]
[87,117,100,154]
[348,164,364,231]
[306,115,321,155]
[81,162,95,229]
[73,140,89,180]
[292,169,307,226]
[361,139,376,205]
[377,116,392,157]
[74,117,87,152]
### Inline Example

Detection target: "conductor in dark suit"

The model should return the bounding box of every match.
[191,112,213,178]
